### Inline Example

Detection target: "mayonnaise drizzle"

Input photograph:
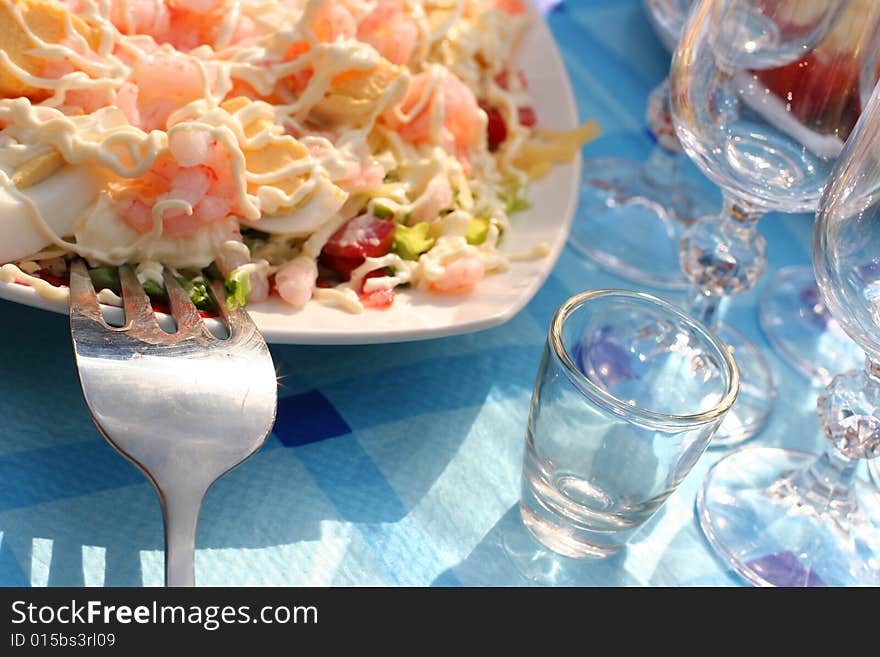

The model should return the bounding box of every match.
[0,0,556,315]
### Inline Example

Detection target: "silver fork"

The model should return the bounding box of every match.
[68,259,277,587]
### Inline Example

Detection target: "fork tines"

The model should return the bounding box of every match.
[69,259,227,344]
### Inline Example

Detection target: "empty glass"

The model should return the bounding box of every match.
[698,80,880,587]
[759,0,880,385]
[669,0,879,444]
[519,289,739,559]
[570,0,715,290]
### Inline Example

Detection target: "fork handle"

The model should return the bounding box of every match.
[161,484,208,587]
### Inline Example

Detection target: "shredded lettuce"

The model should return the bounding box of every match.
[178,277,215,312]
[392,223,435,261]
[87,267,215,311]
[87,267,120,294]
[224,268,251,310]
[141,279,165,299]
[501,185,532,214]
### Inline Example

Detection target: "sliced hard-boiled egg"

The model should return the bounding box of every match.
[242,173,348,236]
[0,155,107,263]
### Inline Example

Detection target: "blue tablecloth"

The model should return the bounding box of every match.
[0,0,855,587]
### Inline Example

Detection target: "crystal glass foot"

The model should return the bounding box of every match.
[711,323,775,447]
[571,155,715,290]
[499,513,628,586]
[699,75,880,588]
[698,446,880,586]
[760,265,862,384]
[570,80,716,291]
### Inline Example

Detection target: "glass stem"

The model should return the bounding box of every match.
[780,448,859,519]
[680,194,767,330]
[805,449,858,498]
[684,287,725,329]
[790,357,880,515]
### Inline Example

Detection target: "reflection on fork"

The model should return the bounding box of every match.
[68,259,277,586]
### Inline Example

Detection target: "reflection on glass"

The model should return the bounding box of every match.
[697,81,880,587]
[669,0,880,445]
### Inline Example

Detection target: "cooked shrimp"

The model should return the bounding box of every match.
[283,0,359,92]
[115,129,240,237]
[210,231,270,303]
[388,69,482,163]
[335,159,385,193]
[161,6,257,51]
[113,81,142,125]
[494,0,528,15]
[96,0,255,51]
[248,269,270,303]
[274,256,318,308]
[129,51,215,131]
[305,138,383,191]
[429,254,485,295]
[35,37,110,113]
[357,1,419,66]
[477,0,528,15]
[107,0,172,35]
[309,0,357,43]
[170,0,221,14]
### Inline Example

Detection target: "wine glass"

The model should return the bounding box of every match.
[760,0,880,385]
[697,79,880,587]
[669,0,879,445]
[644,0,694,52]
[569,0,716,290]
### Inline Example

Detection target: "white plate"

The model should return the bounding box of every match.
[0,12,581,345]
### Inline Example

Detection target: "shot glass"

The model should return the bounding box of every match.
[520,289,739,558]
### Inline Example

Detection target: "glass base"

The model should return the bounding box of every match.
[698,446,880,586]
[499,506,628,586]
[570,156,715,290]
[519,501,621,560]
[759,266,863,385]
[711,323,775,448]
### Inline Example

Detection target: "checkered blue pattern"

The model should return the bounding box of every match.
[0,0,856,587]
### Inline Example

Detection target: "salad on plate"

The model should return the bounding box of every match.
[0,0,597,314]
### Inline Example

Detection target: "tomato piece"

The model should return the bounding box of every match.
[358,270,395,309]
[318,252,363,280]
[494,69,528,91]
[360,287,394,309]
[518,105,537,127]
[321,214,395,259]
[34,270,68,288]
[481,102,507,151]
